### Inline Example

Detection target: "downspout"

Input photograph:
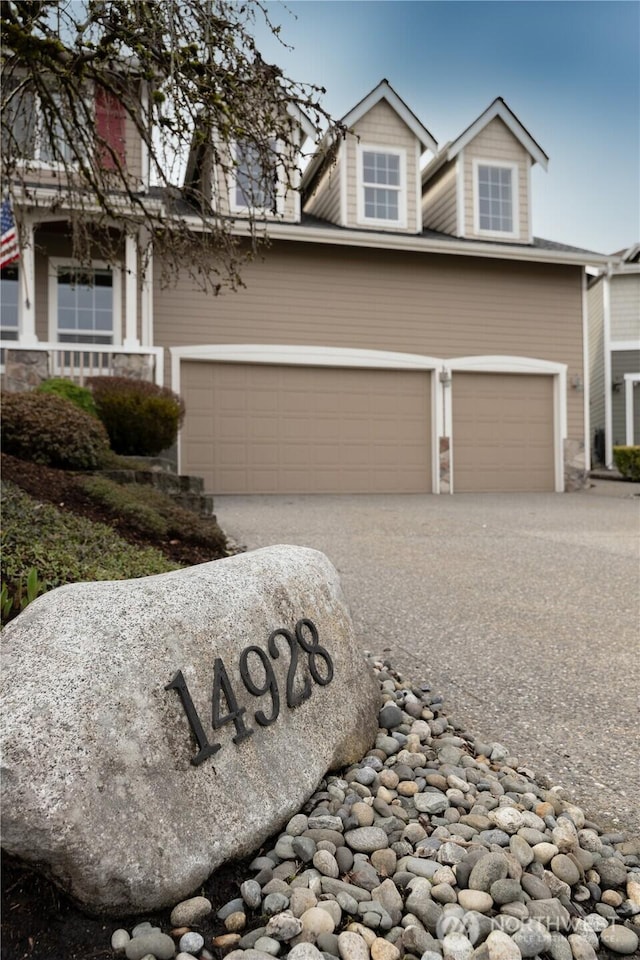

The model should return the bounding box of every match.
[603,266,613,467]
[581,270,591,471]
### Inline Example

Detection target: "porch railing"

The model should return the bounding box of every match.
[1,341,165,388]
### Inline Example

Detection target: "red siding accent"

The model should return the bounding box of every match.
[95,86,126,170]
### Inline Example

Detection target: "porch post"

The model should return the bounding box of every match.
[19,217,38,345]
[140,235,153,348]
[625,376,637,446]
[123,233,139,348]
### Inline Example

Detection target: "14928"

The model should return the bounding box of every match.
[165,618,334,766]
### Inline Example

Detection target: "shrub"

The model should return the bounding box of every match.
[1,480,178,624]
[80,475,228,553]
[88,376,185,456]
[81,475,169,538]
[1,392,111,470]
[36,377,98,417]
[613,445,640,481]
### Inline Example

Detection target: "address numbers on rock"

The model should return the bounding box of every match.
[165,618,334,766]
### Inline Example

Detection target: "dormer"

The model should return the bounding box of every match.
[0,66,150,192]
[303,80,437,235]
[191,104,316,224]
[422,98,548,244]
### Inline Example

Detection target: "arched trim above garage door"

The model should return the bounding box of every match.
[445,355,567,493]
[171,344,444,493]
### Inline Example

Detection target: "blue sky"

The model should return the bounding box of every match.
[253,0,639,254]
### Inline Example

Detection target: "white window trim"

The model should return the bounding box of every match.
[356,143,407,229]
[228,139,286,217]
[47,257,122,345]
[472,158,520,240]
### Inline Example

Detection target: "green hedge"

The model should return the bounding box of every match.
[36,378,98,417]
[1,392,111,470]
[1,481,178,623]
[613,446,640,481]
[88,377,185,457]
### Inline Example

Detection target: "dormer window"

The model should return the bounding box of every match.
[2,80,76,167]
[473,160,519,238]
[357,145,406,228]
[231,139,282,215]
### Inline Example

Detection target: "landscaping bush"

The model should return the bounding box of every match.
[1,392,111,470]
[88,376,185,456]
[1,481,178,624]
[613,445,640,481]
[80,475,228,553]
[36,377,98,417]
[81,475,169,538]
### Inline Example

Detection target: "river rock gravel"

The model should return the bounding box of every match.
[110,656,640,960]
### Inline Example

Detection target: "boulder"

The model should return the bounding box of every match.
[1,546,379,915]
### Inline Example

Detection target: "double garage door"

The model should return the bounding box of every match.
[182,362,432,494]
[181,362,555,494]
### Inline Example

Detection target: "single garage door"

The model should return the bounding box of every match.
[181,361,432,494]
[452,372,555,492]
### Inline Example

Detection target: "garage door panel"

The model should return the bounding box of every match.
[452,372,554,493]
[182,361,432,494]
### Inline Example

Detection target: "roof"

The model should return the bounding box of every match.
[422,97,549,186]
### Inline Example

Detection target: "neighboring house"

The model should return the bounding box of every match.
[2,78,614,494]
[587,244,640,467]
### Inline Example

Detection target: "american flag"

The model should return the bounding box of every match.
[1,197,20,268]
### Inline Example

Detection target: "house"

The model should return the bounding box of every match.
[587,244,640,466]
[2,78,613,494]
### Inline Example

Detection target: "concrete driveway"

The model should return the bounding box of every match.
[215,480,640,838]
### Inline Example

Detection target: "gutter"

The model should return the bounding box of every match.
[229,219,612,268]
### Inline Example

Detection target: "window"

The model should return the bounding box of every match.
[48,260,121,346]
[56,268,114,343]
[1,266,20,341]
[232,140,279,213]
[2,79,76,166]
[357,146,406,227]
[474,161,518,236]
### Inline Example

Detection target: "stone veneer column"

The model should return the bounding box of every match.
[439,437,451,494]
[3,350,50,392]
[564,438,588,491]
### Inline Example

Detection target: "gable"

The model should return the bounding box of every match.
[349,99,418,148]
[465,116,529,167]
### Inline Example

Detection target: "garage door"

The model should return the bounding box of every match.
[452,372,555,492]
[181,362,432,494]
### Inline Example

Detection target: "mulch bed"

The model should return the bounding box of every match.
[1,850,260,960]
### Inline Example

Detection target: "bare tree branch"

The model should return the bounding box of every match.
[1,0,344,292]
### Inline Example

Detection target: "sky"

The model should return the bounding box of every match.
[252,0,639,255]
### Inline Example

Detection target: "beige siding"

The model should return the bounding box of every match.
[304,152,342,225]
[587,279,605,436]
[156,240,585,442]
[422,160,458,234]
[345,100,420,233]
[463,118,530,243]
[124,112,143,185]
[611,274,640,341]
[612,350,640,446]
